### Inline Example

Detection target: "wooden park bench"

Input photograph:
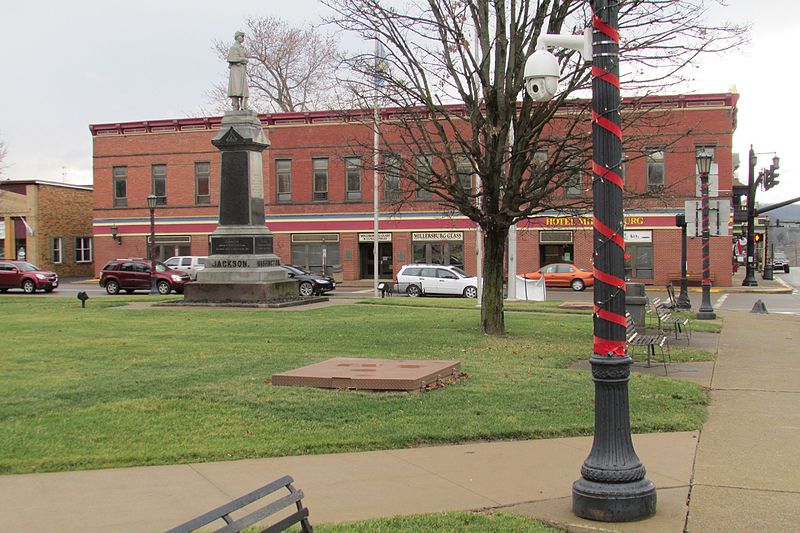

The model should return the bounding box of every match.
[165,475,312,533]
[667,272,715,286]
[626,313,669,373]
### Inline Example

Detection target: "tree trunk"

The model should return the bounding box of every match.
[481,225,507,335]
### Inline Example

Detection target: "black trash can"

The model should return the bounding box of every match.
[625,282,647,329]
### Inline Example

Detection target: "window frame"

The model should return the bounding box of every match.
[194,162,211,205]
[344,157,362,201]
[312,158,329,202]
[112,166,128,207]
[646,148,665,188]
[51,237,63,264]
[276,159,292,203]
[383,154,401,202]
[74,237,93,264]
[152,164,167,205]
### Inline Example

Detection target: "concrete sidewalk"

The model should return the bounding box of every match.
[684,311,800,532]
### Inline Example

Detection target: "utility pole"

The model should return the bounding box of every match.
[742,146,758,286]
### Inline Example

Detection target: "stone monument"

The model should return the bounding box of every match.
[184,31,296,303]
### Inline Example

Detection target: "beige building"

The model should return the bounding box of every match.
[0,180,94,277]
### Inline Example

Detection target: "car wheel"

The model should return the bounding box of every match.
[105,280,120,295]
[299,281,314,297]
[22,279,36,294]
[157,280,171,295]
[571,278,586,291]
[0,288,7,293]
[463,285,478,299]
[406,284,422,297]
[785,265,790,273]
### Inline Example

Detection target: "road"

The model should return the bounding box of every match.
[8,273,800,317]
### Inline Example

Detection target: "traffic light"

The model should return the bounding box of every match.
[764,156,780,190]
[754,233,762,243]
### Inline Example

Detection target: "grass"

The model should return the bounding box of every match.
[0,296,710,474]
[313,512,562,532]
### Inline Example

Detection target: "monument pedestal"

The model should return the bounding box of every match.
[184,110,297,303]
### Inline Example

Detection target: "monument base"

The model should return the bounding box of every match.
[184,280,298,303]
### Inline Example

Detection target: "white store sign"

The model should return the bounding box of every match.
[412,232,463,241]
[624,230,652,243]
[358,232,392,242]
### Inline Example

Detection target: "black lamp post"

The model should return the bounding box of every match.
[696,150,716,320]
[675,214,691,310]
[147,194,158,295]
[571,0,657,521]
[742,146,758,286]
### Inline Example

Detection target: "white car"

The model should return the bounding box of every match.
[396,264,478,298]
[164,256,207,280]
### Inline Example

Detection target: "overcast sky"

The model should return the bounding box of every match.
[1,0,798,206]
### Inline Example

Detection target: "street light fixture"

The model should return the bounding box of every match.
[527,1,656,522]
[675,214,691,309]
[147,194,158,295]
[695,149,716,320]
[110,224,122,244]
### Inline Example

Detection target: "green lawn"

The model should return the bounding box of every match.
[315,512,562,532]
[0,296,709,474]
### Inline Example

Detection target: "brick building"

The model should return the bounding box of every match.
[90,92,738,286]
[0,180,94,277]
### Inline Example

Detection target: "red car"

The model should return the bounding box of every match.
[0,261,59,293]
[521,263,594,291]
[99,259,191,295]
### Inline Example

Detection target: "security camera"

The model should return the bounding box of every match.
[524,49,561,101]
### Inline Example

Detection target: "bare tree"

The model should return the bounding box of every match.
[0,135,7,178]
[323,0,746,335]
[208,16,345,113]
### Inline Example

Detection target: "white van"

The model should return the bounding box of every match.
[164,256,207,280]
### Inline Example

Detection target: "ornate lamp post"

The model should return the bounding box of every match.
[147,194,158,295]
[675,214,691,309]
[696,150,716,320]
[528,0,656,521]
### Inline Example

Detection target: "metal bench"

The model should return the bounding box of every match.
[626,313,669,373]
[651,297,691,343]
[165,475,312,533]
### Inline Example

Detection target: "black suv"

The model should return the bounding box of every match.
[99,259,191,295]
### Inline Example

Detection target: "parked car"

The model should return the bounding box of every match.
[280,264,336,296]
[772,252,790,273]
[164,256,207,280]
[396,263,478,298]
[99,259,191,295]
[0,261,59,293]
[521,263,594,291]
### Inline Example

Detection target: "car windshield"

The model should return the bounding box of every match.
[155,262,172,273]
[449,266,468,277]
[16,262,39,272]
[283,265,305,276]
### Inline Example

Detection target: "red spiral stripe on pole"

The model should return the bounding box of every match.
[593,217,625,250]
[592,161,624,189]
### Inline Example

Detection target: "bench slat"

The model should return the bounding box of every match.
[214,491,304,533]
[165,476,295,533]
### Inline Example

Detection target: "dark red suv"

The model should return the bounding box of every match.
[99,259,191,295]
[0,261,59,293]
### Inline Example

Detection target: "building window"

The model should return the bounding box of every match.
[74,237,93,263]
[113,166,127,207]
[152,164,167,205]
[312,158,328,202]
[345,157,362,201]
[290,233,340,276]
[195,162,211,205]
[565,172,582,197]
[51,237,63,264]
[416,155,433,200]
[276,159,292,203]
[646,149,665,188]
[624,231,653,280]
[455,155,472,194]
[383,154,401,201]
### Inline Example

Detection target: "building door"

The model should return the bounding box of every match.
[359,242,393,279]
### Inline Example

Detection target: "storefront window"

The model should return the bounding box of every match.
[411,233,464,267]
[291,234,340,276]
[625,242,654,279]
